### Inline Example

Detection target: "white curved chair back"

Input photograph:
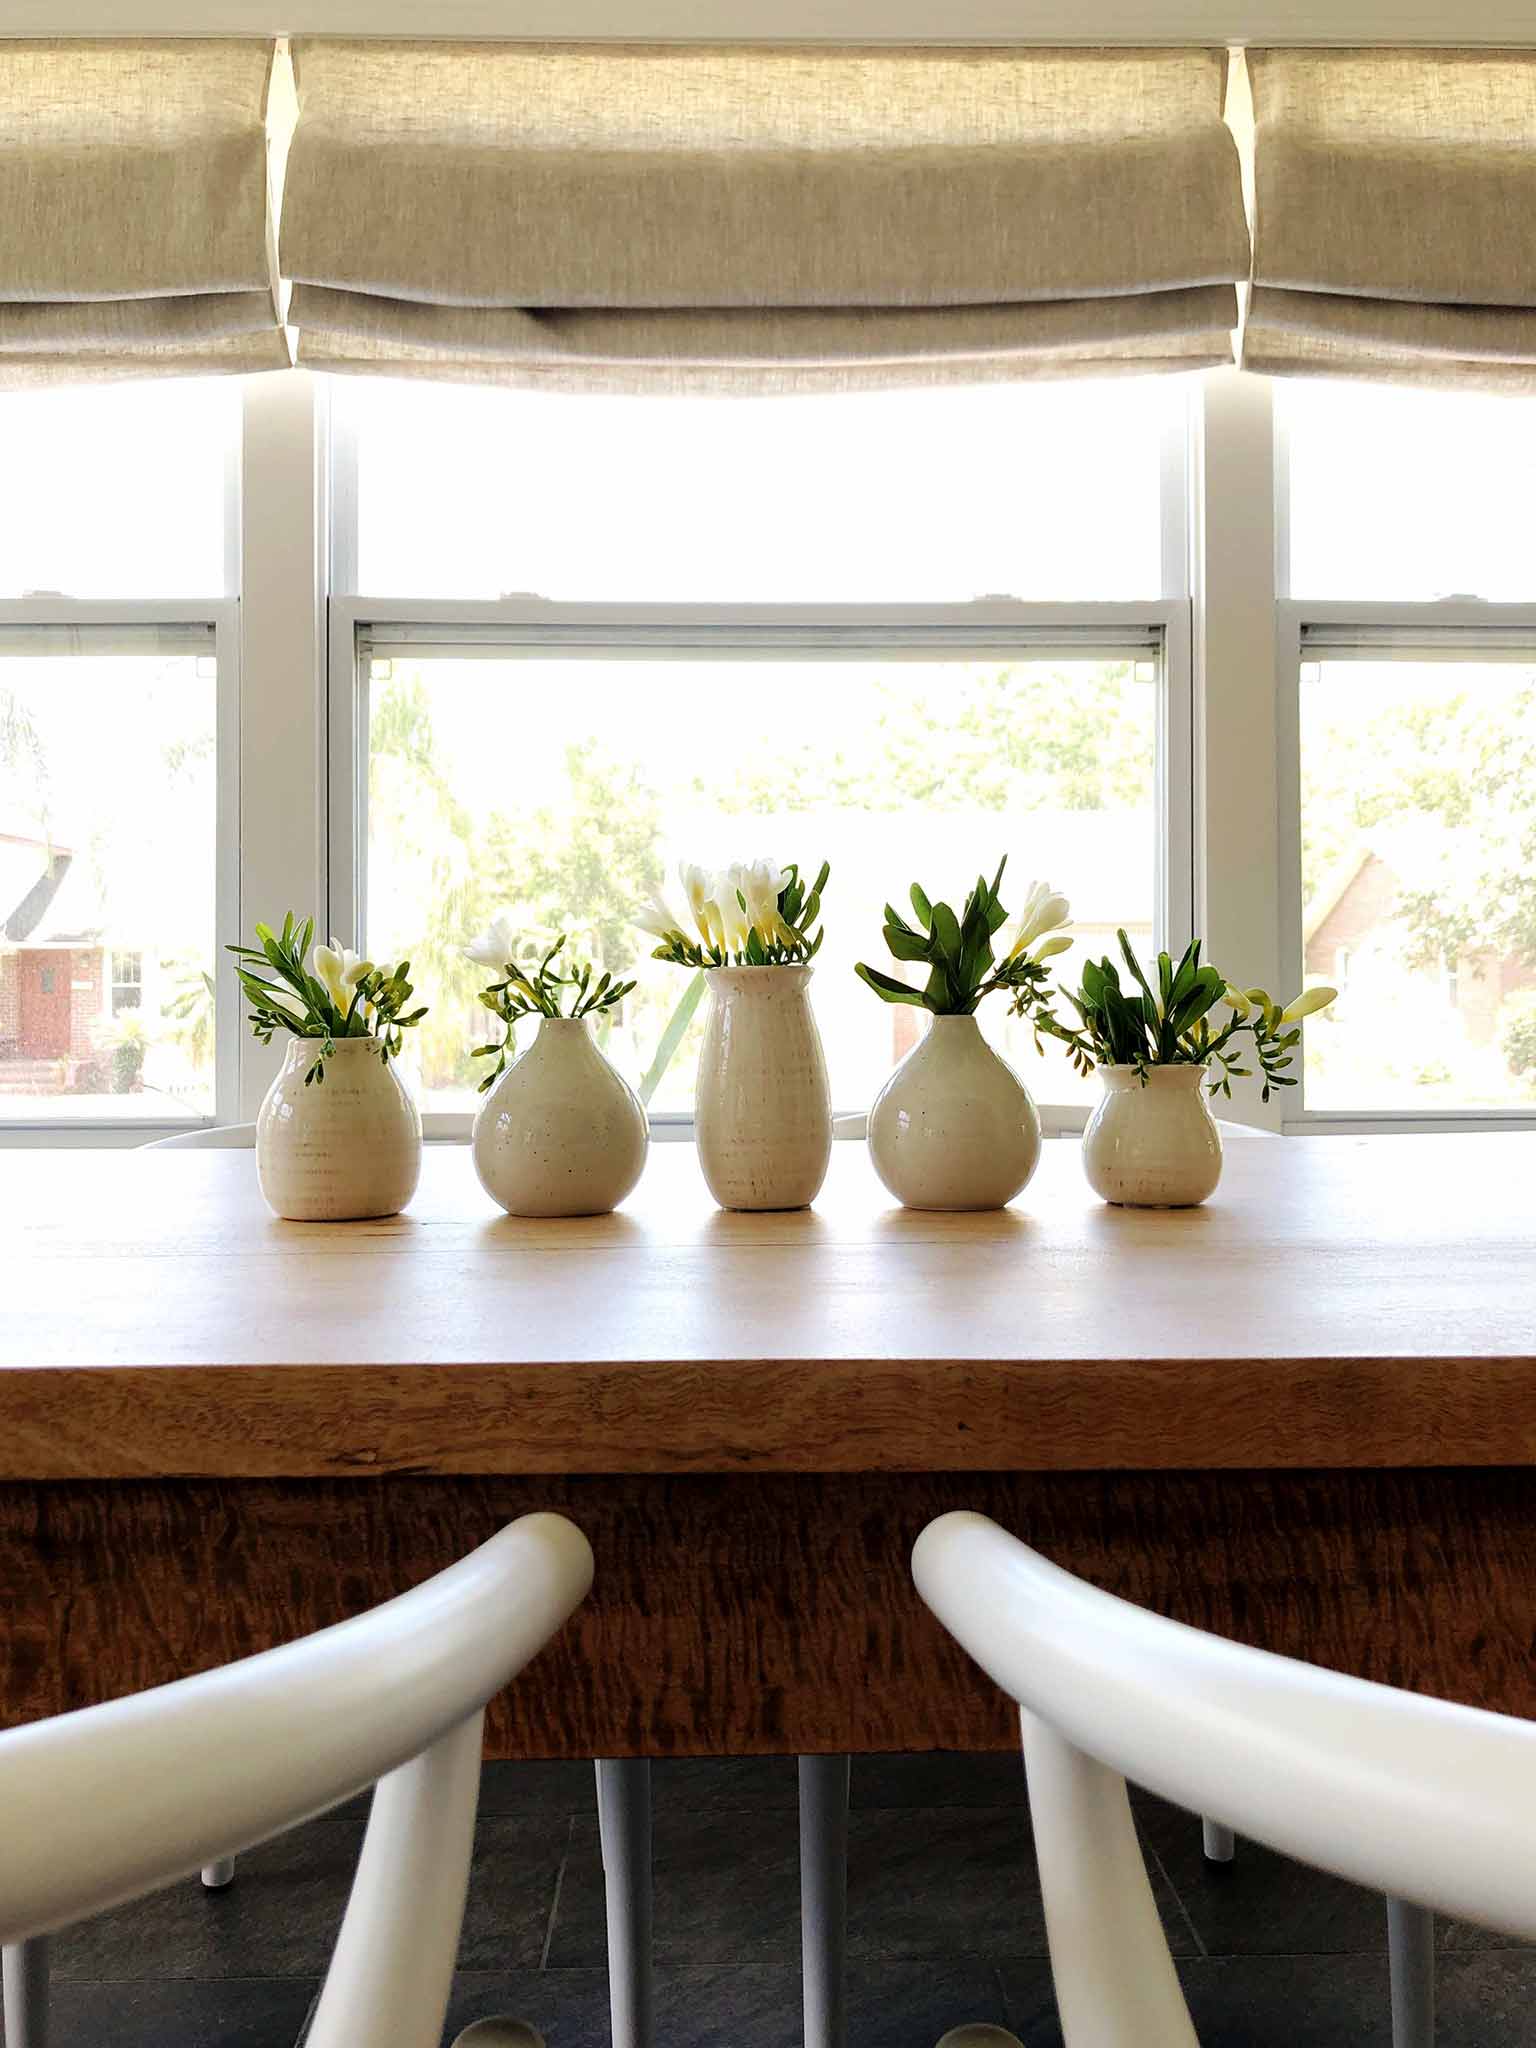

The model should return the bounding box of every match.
[142,1123,256,1148]
[914,1511,1536,2046]
[0,1512,592,2048]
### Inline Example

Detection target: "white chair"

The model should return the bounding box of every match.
[0,1513,592,2048]
[913,1510,1536,2047]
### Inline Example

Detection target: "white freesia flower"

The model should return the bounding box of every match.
[680,863,725,950]
[1004,881,1071,965]
[738,858,789,941]
[465,915,517,970]
[314,939,371,1015]
[1223,985,1254,1018]
[1032,934,1073,962]
[633,883,687,943]
[1281,984,1338,1024]
[717,862,756,952]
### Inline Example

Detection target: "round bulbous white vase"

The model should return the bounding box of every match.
[472,1016,648,1218]
[256,1035,422,1222]
[867,1014,1042,1212]
[1081,1063,1223,1208]
[695,965,832,1212]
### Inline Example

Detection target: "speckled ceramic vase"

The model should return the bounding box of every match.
[256,1035,422,1222]
[1081,1063,1223,1208]
[868,1014,1042,1212]
[694,965,832,1212]
[472,1016,648,1219]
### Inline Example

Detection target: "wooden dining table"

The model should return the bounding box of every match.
[3,1133,1536,1759]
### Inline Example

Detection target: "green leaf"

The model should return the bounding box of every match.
[909,883,932,926]
[855,962,929,1007]
[638,970,706,1107]
[930,901,962,962]
[883,924,930,964]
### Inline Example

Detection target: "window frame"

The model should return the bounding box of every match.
[0,600,241,1142]
[326,599,1195,1138]
[1275,604,1536,1133]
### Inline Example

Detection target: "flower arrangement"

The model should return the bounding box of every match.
[228,914,427,1085]
[464,920,637,1093]
[855,861,1071,1026]
[1040,930,1336,1102]
[636,858,830,969]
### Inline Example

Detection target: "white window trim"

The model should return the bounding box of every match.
[328,598,1195,1140]
[0,599,241,1145]
[1275,602,1536,1134]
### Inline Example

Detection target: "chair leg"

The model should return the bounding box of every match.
[200,1859,236,1890]
[594,1760,653,2048]
[799,1755,850,2048]
[2,1937,50,2048]
[1201,1818,1236,1864]
[1388,1898,1435,2048]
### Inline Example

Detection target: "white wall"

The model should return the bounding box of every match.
[9,0,1536,40]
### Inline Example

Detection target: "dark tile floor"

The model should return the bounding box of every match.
[20,1753,1536,2046]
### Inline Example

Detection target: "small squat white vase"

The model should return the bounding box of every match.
[256,1035,422,1222]
[695,965,832,1212]
[473,1016,648,1219]
[1081,1063,1223,1208]
[868,1014,1042,1212]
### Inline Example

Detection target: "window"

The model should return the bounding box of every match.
[0,377,237,1133]
[337,376,1181,604]
[111,951,143,1014]
[1280,380,1536,1124]
[333,374,1191,1128]
[358,642,1163,1116]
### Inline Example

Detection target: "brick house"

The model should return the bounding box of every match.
[0,825,143,1091]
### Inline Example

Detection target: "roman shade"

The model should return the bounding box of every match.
[0,39,287,388]
[1244,49,1536,392]
[282,41,1250,392]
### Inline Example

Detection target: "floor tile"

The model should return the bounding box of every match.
[852,1751,1025,1810]
[478,1761,598,1819]
[51,1806,569,1982]
[548,1800,1192,1970]
[444,1959,1011,2048]
[42,1974,318,2048]
[1136,1796,1389,1957]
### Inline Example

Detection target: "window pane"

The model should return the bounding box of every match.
[341,377,1181,603]
[364,650,1158,1114]
[1300,656,1536,1111]
[0,381,234,599]
[0,635,218,1121]
[1283,381,1536,602]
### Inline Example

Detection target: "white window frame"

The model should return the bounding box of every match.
[326,600,1194,1139]
[1275,605,1536,1134]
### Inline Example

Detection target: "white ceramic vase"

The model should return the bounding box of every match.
[695,965,832,1212]
[472,1016,648,1218]
[868,1014,1042,1212]
[256,1035,422,1222]
[1081,1063,1223,1208]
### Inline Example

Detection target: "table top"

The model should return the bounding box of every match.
[4,1135,1534,1480]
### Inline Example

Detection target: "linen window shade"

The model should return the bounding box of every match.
[0,39,287,388]
[1244,49,1536,392]
[282,41,1250,393]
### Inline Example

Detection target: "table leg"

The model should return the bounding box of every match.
[594,1760,653,2048]
[1201,1819,1236,1864]
[2,1938,49,2048]
[799,1754,850,2048]
[1387,1898,1435,2048]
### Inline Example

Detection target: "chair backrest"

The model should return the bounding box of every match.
[0,1512,593,2048]
[914,1511,1536,2044]
[142,1123,257,1149]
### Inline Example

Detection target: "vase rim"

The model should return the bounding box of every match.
[1098,1060,1208,1083]
[703,962,814,984]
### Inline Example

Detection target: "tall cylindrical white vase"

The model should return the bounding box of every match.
[867,1013,1042,1212]
[1081,1063,1223,1208]
[694,965,832,1211]
[255,1034,422,1222]
[473,1015,648,1218]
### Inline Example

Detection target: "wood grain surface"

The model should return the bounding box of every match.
[5,1468,1535,1753]
[3,1137,1535,1479]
